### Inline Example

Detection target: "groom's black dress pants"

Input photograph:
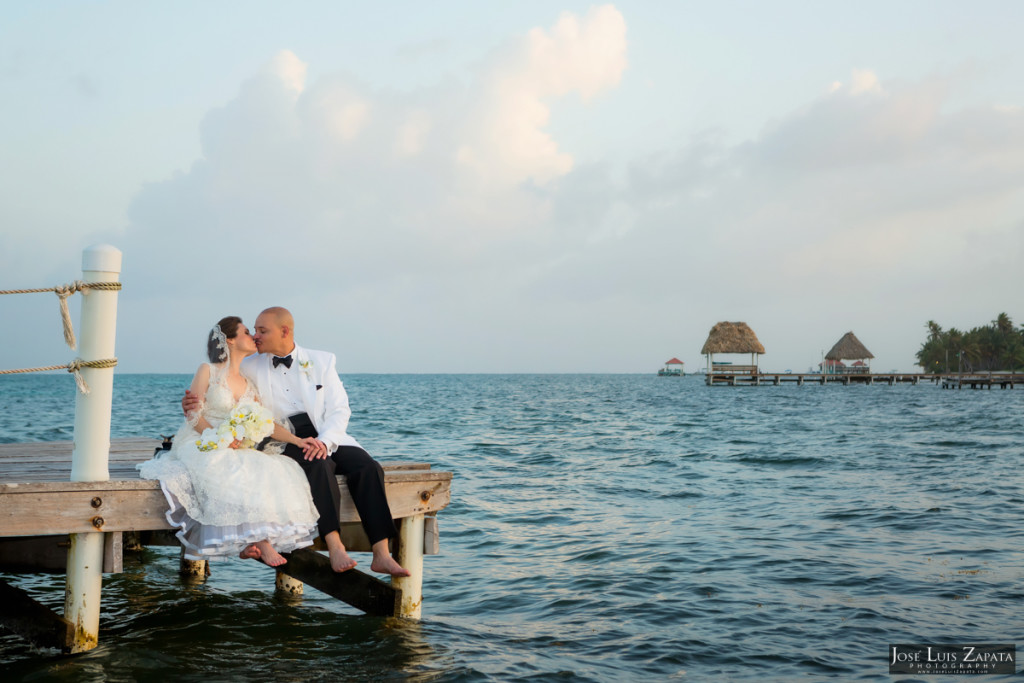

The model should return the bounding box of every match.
[283,412,398,545]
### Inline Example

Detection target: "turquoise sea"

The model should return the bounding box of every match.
[1,374,1022,681]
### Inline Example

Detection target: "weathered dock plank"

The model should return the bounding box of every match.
[0,579,75,650]
[0,439,452,537]
[276,548,401,617]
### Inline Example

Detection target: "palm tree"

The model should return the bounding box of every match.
[993,312,1013,336]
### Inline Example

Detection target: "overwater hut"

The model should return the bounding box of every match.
[825,331,874,374]
[701,321,765,373]
[818,359,846,374]
[658,358,684,376]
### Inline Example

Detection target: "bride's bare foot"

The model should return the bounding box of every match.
[239,544,261,561]
[371,553,411,577]
[255,540,287,567]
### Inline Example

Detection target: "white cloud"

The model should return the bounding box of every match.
[455,4,628,188]
[267,49,308,95]
[517,69,1024,370]
[111,32,1022,373]
[847,68,883,96]
[113,7,630,371]
[393,110,431,157]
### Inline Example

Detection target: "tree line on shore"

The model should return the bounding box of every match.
[916,313,1024,372]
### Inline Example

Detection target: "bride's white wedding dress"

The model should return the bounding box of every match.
[138,363,319,560]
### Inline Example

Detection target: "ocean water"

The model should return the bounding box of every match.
[1,373,1022,681]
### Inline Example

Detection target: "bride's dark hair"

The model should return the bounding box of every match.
[207,316,243,363]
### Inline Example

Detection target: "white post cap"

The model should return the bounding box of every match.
[82,244,122,274]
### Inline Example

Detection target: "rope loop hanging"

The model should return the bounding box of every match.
[0,280,122,351]
[0,280,122,391]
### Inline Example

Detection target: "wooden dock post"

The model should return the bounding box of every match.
[179,548,208,580]
[276,570,304,596]
[64,244,121,653]
[393,514,425,618]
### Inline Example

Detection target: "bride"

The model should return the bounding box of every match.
[138,316,320,566]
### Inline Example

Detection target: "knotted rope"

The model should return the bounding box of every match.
[0,281,122,350]
[0,358,119,394]
[0,281,122,393]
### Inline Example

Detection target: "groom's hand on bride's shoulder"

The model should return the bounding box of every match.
[182,390,201,416]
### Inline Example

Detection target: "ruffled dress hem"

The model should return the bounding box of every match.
[158,481,317,561]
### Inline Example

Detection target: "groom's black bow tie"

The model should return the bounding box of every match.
[272,354,293,369]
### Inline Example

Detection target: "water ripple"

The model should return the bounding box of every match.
[1,374,1022,680]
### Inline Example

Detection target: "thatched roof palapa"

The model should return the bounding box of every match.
[701,322,766,355]
[825,331,874,361]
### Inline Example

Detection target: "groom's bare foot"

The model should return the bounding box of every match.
[323,531,357,572]
[239,544,261,561]
[329,546,357,572]
[371,553,411,577]
[255,540,287,567]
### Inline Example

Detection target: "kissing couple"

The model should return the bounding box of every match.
[138,306,410,577]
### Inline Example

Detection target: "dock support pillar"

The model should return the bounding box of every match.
[393,514,425,619]
[65,245,121,654]
[179,548,208,580]
[276,570,304,597]
[63,533,104,652]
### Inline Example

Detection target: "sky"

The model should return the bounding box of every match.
[2,1,1023,374]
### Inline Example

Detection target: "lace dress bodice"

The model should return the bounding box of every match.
[195,362,259,430]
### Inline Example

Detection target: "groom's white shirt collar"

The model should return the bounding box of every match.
[274,344,297,359]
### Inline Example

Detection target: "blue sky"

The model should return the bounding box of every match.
[3,2,1023,373]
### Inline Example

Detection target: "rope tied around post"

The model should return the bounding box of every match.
[67,358,119,394]
[0,279,122,392]
[0,281,123,351]
[0,358,118,394]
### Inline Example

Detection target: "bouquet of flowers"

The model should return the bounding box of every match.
[195,400,275,452]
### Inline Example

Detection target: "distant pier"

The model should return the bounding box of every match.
[704,367,1024,388]
[938,373,1024,390]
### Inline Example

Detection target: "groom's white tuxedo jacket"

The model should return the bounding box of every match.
[241,344,361,452]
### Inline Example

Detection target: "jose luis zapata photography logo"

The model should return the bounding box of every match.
[889,644,1016,675]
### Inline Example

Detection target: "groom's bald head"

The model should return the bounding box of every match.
[253,306,295,356]
[261,306,294,330]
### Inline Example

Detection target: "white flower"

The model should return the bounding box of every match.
[195,400,275,451]
[298,358,313,379]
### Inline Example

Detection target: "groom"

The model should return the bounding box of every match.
[185,306,409,576]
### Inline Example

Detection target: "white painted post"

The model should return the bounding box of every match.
[65,244,121,653]
[70,245,121,482]
[393,514,425,619]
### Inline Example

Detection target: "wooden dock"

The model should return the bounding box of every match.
[939,373,1024,390]
[0,438,452,651]
[704,369,1024,388]
[704,368,931,386]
